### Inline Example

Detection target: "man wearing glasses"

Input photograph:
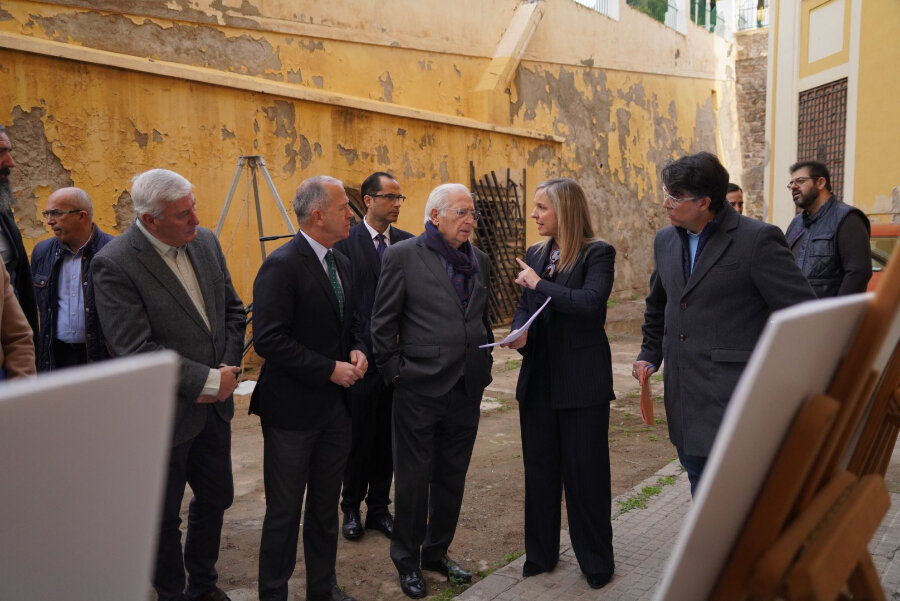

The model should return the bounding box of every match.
[334,172,413,542]
[784,160,871,297]
[31,187,113,370]
[632,152,814,496]
[371,183,493,598]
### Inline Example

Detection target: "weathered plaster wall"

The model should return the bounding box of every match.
[508,62,734,294]
[734,28,768,221]
[0,48,550,299]
[0,0,740,299]
[853,3,900,221]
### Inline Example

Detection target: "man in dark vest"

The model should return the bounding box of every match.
[785,160,871,297]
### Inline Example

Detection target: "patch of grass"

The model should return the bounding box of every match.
[606,298,618,308]
[505,358,521,371]
[630,293,639,301]
[651,373,664,382]
[503,549,525,563]
[648,435,658,442]
[614,475,678,516]
[431,582,470,599]
[476,549,526,579]
[625,390,639,399]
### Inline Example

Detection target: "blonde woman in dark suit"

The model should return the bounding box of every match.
[506,178,616,589]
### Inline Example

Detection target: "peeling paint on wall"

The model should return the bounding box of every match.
[31,12,282,80]
[113,189,135,233]
[378,72,394,103]
[337,144,358,165]
[375,145,389,165]
[260,100,300,175]
[131,120,149,149]
[8,106,73,238]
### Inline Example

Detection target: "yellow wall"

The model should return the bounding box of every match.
[853,3,900,220]
[0,0,740,298]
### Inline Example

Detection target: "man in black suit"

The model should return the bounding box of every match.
[92,168,247,601]
[371,183,494,599]
[0,124,38,337]
[250,175,367,601]
[334,172,413,542]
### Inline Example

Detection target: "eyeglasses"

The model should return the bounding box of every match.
[372,193,406,203]
[41,209,83,219]
[662,186,700,206]
[786,176,819,189]
[446,208,481,221]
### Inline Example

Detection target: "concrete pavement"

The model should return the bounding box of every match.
[459,315,900,601]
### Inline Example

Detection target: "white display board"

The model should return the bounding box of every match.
[0,351,179,600]
[654,293,900,600]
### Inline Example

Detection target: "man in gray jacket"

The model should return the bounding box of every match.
[633,152,815,496]
[93,169,246,601]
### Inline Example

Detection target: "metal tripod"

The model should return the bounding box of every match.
[215,155,295,261]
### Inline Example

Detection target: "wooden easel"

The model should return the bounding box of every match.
[710,245,900,601]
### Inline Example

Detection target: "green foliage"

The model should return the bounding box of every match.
[626,0,670,22]
[614,474,679,516]
[606,297,618,308]
[505,358,521,371]
[630,293,639,301]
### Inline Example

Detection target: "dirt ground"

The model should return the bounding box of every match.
[201,300,673,601]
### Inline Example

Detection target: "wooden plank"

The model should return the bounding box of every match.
[711,394,839,600]
[785,475,890,601]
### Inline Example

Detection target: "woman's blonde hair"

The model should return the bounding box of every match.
[535,178,597,273]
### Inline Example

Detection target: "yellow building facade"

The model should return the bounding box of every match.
[0,0,740,301]
[767,0,900,228]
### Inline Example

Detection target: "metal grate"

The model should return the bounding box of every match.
[797,78,848,200]
[470,164,527,327]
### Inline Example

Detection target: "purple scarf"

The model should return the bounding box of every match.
[423,221,479,307]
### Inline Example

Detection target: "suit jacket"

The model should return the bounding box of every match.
[513,240,616,408]
[370,234,493,399]
[249,233,366,431]
[0,209,38,336]
[92,224,246,446]
[333,221,413,384]
[637,203,815,457]
[0,261,35,378]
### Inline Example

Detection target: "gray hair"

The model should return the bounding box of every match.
[131,169,193,219]
[60,187,94,218]
[423,183,470,223]
[293,175,343,225]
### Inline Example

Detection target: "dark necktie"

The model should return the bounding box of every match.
[375,233,387,260]
[325,250,344,315]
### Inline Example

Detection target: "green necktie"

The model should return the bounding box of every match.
[325,250,344,315]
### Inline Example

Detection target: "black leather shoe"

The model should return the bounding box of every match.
[191,587,231,601]
[421,555,472,583]
[586,572,613,589]
[341,509,363,540]
[398,570,426,599]
[364,511,394,538]
[306,584,357,601]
